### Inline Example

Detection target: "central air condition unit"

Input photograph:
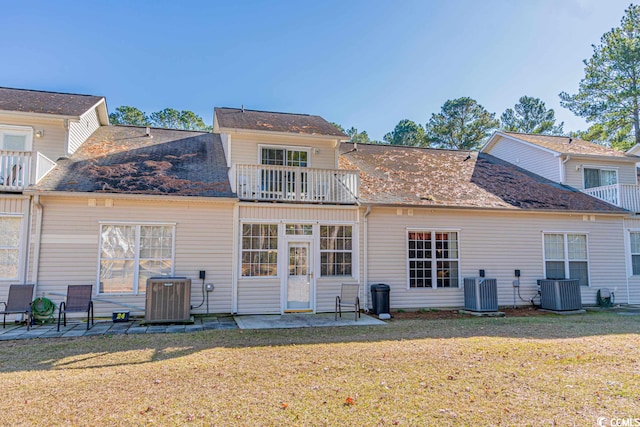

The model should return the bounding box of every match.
[538,279,582,311]
[464,277,498,312]
[145,277,191,323]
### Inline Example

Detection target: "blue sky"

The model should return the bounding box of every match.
[0,0,634,140]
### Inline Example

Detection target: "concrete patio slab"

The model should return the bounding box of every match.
[233,313,386,329]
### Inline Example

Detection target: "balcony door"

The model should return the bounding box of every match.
[260,147,309,199]
[0,126,32,188]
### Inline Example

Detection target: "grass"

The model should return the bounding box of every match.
[0,312,639,426]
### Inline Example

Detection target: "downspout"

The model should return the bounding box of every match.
[31,195,43,295]
[363,204,372,312]
[231,201,240,314]
[22,196,32,285]
[624,220,631,304]
[560,155,571,184]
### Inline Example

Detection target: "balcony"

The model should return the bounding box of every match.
[582,183,640,212]
[236,164,359,204]
[0,151,56,192]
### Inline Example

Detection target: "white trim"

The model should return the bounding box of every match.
[239,222,281,279]
[482,132,561,156]
[0,214,24,281]
[0,124,33,151]
[283,240,314,313]
[405,229,461,290]
[581,166,619,190]
[96,223,176,295]
[98,220,177,225]
[258,144,312,168]
[541,232,590,286]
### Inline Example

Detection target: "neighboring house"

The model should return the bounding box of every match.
[482,131,640,211]
[3,89,640,317]
[0,87,108,303]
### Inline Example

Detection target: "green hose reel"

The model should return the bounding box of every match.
[32,297,56,324]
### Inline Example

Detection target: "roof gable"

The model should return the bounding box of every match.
[489,131,635,158]
[0,87,105,118]
[214,107,347,138]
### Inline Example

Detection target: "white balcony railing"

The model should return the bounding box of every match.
[0,151,57,192]
[236,164,359,204]
[583,183,640,212]
[0,151,32,191]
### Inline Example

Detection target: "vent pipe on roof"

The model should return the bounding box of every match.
[241,104,245,113]
[568,137,573,144]
[145,126,151,137]
[354,142,358,151]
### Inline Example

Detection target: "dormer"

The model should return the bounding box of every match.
[213,107,357,204]
[483,131,640,211]
[0,87,108,191]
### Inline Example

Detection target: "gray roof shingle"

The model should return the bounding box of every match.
[33,126,233,197]
[215,107,347,137]
[340,142,627,213]
[0,87,104,117]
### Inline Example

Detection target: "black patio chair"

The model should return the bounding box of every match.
[335,283,361,321]
[57,285,94,331]
[0,284,34,330]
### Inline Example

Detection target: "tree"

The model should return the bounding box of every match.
[501,96,564,135]
[383,119,426,146]
[331,122,346,133]
[571,123,633,150]
[109,106,210,131]
[424,97,499,150]
[108,106,150,126]
[559,4,640,150]
[346,127,371,144]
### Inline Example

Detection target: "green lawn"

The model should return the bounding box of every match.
[0,312,638,426]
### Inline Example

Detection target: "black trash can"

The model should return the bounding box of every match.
[370,284,390,315]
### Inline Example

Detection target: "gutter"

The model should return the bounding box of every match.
[561,155,571,184]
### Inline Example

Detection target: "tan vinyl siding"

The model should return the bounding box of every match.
[240,204,358,222]
[230,132,338,169]
[0,113,67,161]
[34,196,235,317]
[0,195,29,214]
[238,204,359,313]
[565,158,638,189]
[624,218,640,304]
[366,207,627,309]
[486,136,561,182]
[68,107,100,154]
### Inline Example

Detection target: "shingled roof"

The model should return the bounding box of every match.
[340,143,627,213]
[0,87,104,117]
[32,126,233,197]
[215,107,347,137]
[500,131,634,158]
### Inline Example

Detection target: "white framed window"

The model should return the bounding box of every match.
[241,223,278,277]
[259,146,310,167]
[630,232,640,276]
[320,225,353,277]
[0,125,33,152]
[583,167,617,189]
[407,230,459,288]
[98,224,174,294]
[0,216,21,280]
[543,233,589,286]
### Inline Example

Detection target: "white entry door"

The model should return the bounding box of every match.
[286,242,312,311]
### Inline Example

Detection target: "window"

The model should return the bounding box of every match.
[0,125,32,152]
[0,216,21,280]
[320,225,352,276]
[99,224,174,294]
[543,233,589,286]
[630,232,640,276]
[241,224,278,277]
[260,147,310,197]
[285,224,313,235]
[408,231,459,288]
[584,168,617,189]
[260,147,308,167]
